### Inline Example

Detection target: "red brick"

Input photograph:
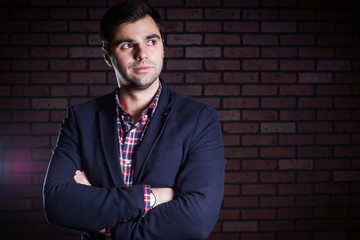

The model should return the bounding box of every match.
[224,22,259,32]
[32,123,59,135]
[280,9,315,20]
[335,97,360,108]
[0,199,32,210]
[13,86,49,97]
[278,208,312,219]
[224,184,240,195]
[241,233,276,240]
[260,196,294,207]
[70,72,106,84]
[163,21,183,32]
[279,232,312,240]
[160,73,183,83]
[31,72,67,84]
[260,220,294,231]
[280,35,315,45]
[332,195,360,206]
[167,8,202,19]
[89,59,109,70]
[52,85,88,97]
[50,33,86,45]
[298,97,332,108]
[0,98,29,109]
[0,73,29,84]
[51,59,87,71]
[164,47,183,58]
[217,110,240,121]
[224,47,259,58]
[223,97,259,108]
[299,22,334,33]
[317,60,351,71]
[298,146,332,158]
[167,34,202,45]
[297,172,331,182]
[279,134,314,145]
[243,9,278,20]
[205,9,240,19]
[336,47,360,58]
[223,135,240,146]
[334,147,360,157]
[335,73,360,84]
[296,220,330,231]
[261,97,296,108]
[186,47,221,58]
[296,195,330,206]
[13,136,49,147]
[166,60,202,70]
[299,47,334,58]
[316,134,350,145]
[333,171,360,182]
[223,197,258,207]
[31,21,67,32]
[261,72,296,83]
[314,231,348,240]
[317,110,351,121]
[260,172,295,183]
[186,21,221,32]
[279,159,314,170]
[315,207,348,218]
[279,183,313,195]
[223,221,257,232]
[261,123,296,133]
[32,98,68,109]
[335,122,360,133]
[242,85,277,96]
[224,123,258,133]
[0,123,30,135]
[322,35,354,47]
[224,147,258,158]
[243,160,276,170]
[224,0,259,7]
[205,85,240,96]
[225,172,257,183]
[69,20,99,32]
[186,72,221,83]
[280,85,315,96]
[168,85,202,96]
[205,34,240,45]
[299,72,333,83]
[298,122,332,133]
[316,159,350,170]
[243,60,277,70]
[185,0,221,6]
[218,209,240,220]
[261,147,295,158]
[205,60,240,70]
[0,46,28,58]
[315,183,349,194]
[242,135,277,146]
[262,47,296,58]
[262,22,296,32]
[243,34,278,45]
[242,209,276,219]
[280,60,315,71]
[12,59,48,71]
[50,8,86,19]
[243,110,278,121]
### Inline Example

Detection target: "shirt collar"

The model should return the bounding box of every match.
[115,82,162,121]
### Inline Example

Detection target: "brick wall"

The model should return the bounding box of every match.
[1,0,360,239]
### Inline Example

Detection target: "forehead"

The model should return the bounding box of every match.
[112,14,161,41]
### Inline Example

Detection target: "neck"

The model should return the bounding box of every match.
[118,79,159,122]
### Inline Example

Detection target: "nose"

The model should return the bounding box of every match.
[134,44,148,61]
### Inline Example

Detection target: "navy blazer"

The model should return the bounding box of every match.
[43,80,225,240]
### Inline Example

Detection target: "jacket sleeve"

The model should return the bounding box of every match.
[113,105,226,239]
[43,106,146,232]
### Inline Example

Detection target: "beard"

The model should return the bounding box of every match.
[116,60,163,90]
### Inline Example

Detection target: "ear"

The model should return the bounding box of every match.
[102,48,112,67]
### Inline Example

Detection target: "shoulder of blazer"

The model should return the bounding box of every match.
[71,90,116,116]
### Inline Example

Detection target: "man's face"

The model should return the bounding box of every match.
[104,14,164,90]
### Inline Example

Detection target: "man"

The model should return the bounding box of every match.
[43,1,225,239]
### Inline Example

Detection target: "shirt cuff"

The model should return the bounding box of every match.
[144,185,151,215]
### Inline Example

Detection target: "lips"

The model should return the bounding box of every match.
[134,66,153,73]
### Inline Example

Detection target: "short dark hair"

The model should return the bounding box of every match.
[100,0,163,53]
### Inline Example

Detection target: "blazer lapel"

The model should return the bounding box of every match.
[98,93,124,187]
[132,80,173,184]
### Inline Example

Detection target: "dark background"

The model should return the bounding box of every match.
[1,0,360,239]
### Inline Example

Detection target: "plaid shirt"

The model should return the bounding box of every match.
[115,83,162,212]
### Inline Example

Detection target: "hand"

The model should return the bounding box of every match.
[151,188,175,208]
[73,170,105,235]
[74,170,91,186]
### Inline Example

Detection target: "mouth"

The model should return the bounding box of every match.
[133,66,153,73]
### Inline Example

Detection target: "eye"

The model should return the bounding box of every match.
[148,40,157,46]
[121,43,133,49]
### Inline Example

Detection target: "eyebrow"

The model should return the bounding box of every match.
[114,34,161,46]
